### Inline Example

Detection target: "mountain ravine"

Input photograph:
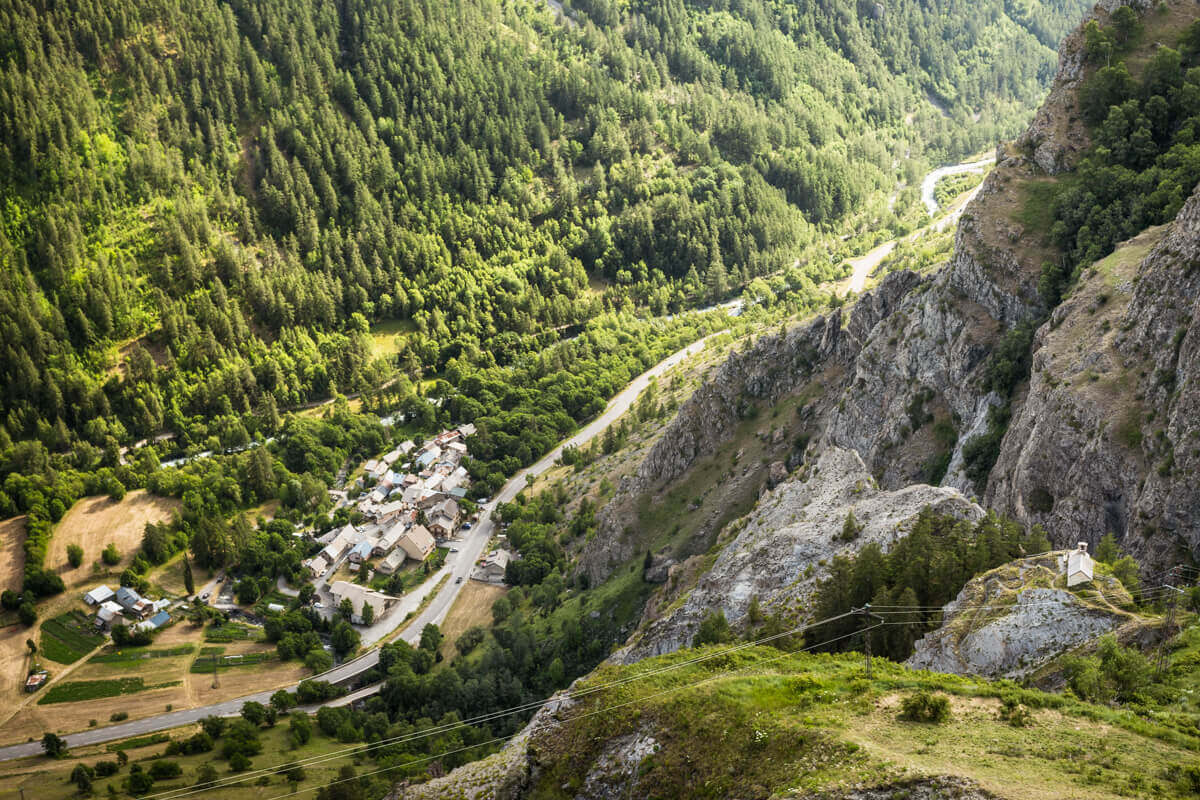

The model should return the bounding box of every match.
[581,0,1200,610]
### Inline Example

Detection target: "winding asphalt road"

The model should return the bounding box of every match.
[0,329,725,764]
[0,154,995,763]
[840,156,996,296]
[920,156,995,216]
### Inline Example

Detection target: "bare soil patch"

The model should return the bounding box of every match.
[47,491,179,586]
[0,516,26,594]
[0,683,188,744]
[0,623,304,744]
[0,623,33,704]
[440,581,507,660]
[185,660,307,705]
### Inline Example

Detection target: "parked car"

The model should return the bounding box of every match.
[462,523,472,530]
[450,548,459,553]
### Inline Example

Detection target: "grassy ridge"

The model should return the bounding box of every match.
[527,646,1200,799]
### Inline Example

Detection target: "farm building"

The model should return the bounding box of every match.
[320,524,360,563]
[376,500,405,525]
[374,523,406,557]
[348,539,374,571]
[115,587,153,619]
[84,585,115,606]
[415,446,442,469]
[134,610,170,632]
[304,554,330,578]
[480,549,511,582]
[94,600,125,629]
[428,499,461,537]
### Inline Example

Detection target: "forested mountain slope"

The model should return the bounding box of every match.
[0,0,1090,478]
[576,0,1200,653]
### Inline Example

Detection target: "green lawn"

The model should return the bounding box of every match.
[40,611,106,664]
[368,318,417,358]
[189,650,276,673]
[254,590,293,614]
[369,547,449,594]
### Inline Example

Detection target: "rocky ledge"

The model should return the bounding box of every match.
[613,447,983,664]
[906,553,1139,679]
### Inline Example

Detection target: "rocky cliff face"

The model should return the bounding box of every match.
[823,176,1042,495]
[1016,0,1155,173]
[393,692,579,800]
[585,0,1200,581]
[906,553,1139,679]
[987,183,1200,568]
[577,270,922,587]
[818,0,1117,495]
[613,448,983,664]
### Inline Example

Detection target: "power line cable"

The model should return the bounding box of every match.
[137,579,1189,800]
[255,625,881,800]
[143,611,861,800]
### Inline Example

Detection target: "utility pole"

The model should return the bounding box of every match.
[864,607,873,680]
[859,605,882,680]
[211,652,220,689]
[1156,583,1183,676]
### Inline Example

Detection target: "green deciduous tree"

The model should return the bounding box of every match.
[41,732,68,758]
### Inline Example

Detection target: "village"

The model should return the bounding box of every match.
[69,424,517,662]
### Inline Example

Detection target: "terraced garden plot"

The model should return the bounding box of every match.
[38,677,181,704]
[88,644,195,664]
[204,622,254,642]
[40,611,105,664]
[189,649,276,673]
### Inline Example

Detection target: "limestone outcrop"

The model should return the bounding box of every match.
[613,448,983,664]
[906,553,1138,679]
[987,184,1200,568]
